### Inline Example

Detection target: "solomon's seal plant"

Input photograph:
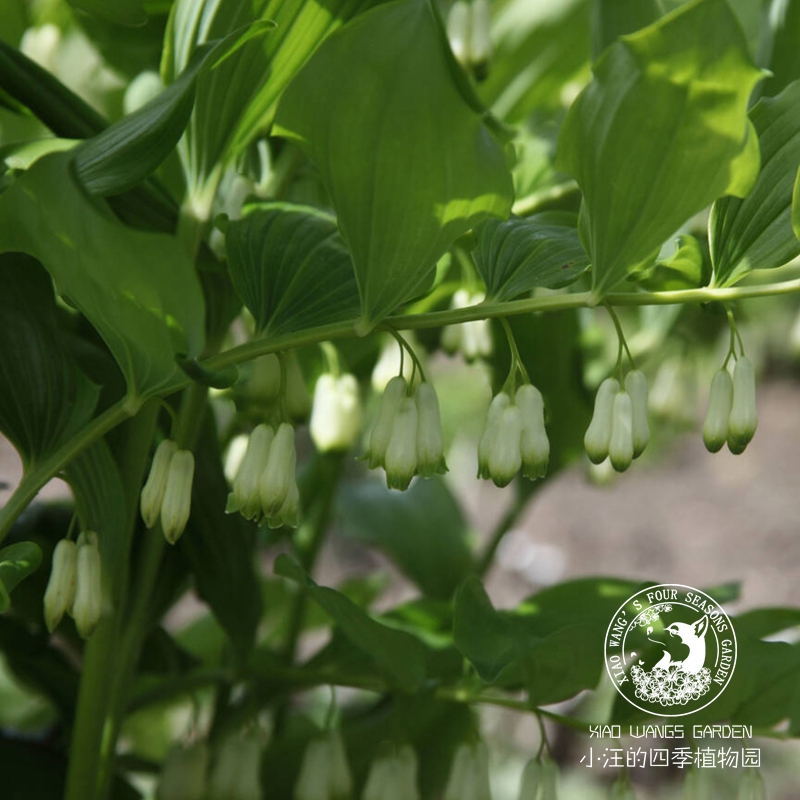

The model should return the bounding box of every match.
[2,0,800,797]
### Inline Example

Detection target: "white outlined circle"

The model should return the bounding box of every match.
[604,584,737,718]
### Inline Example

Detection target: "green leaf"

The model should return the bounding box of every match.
[73,22,274,197]
[590,0,663,58]
[0,542,42,613]
[734,607,800,639]
[710,79,800,286]
[0,153,205,400]
[478,0,591,121]
[225,203,360,335]
[275,554,426,691]
[473,212,589,301]
[556,0,763,295]
[66,0,148,26]
[336,477,473,600]
[759,0,800,98]
[176,355,238,389]
[793,164,800,241]
[274,0,514,330]
[0,254,99,469]
[636,234,705,291]
[163,0,388,198]
[180,415,262,660]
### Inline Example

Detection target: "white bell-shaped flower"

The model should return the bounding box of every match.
[229,424,274,520]
[294,730,352,800]
[161,449,195,544]
[207,735,262,800]
[736,769,766,800]
[488,405,523,488]
[311,373,363,453]
[584,377,620,464]
[367,376,407,469]
[518,757,558,800]
[446,1,470,65]
[608,391,634,473]
[267,480,300,530]
[728,356,757,454]
[625,370,650,458]
[157,742,209,800]
[478,392,511,479]
[260,422,297,516]
[702,368,733,453]
[362,746,419,800]
[415,381,446,477]
[385,397,419,491]
[141,439,178,528]
[371,336,418,391]
[443,742,492,800]
[516,384,549,480]
[44,539,77,633]
[72,531,102,639]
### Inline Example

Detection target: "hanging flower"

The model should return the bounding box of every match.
[310,373,363,453]
[441,290,492,361]
[727,355,757,453]
[157,742,209,800]
[43,538,77,633]
[141,439,178,529]
[518,757,558,800]
[362,746,420,800]
[443,742,492,800]
[294,730,353,800]
[702,368,733,453]
[260,422,297,517]
[160,449,195,544]
[228,424,274,520]
[72,531,102,639]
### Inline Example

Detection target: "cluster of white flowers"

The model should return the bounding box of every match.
[443,741,492,800]
[478,384,549,487]
[365,376,447,490]
[703,356,758,454]
[227,422,300,528]
[585,370,650,472]
[140,439,196,543]
[362,746,419,800]
[206,735,263,800]
[294,730,353,800]
[43,531,102,638]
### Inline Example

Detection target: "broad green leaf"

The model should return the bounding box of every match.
[180,416,262,660]
[710,79,800,286]
[478,0,590,121]
[0,542,42,613]
[793,165,800,240]
[66,0,147,26]
[336,477,473,600]
[0,153,205,400]
[64,440,128,610]
[74,22,274,197]
[556,0,763,295]
[275,554,426,691]
[636,233,705,290]
[473,212,589,301]
[590,0,663,58]
[453,577,605,704]
[225,203,360,335]
[274,0,514,330]
[759,0,800,98]
[0,254,99,470]
[163,0,389,199]
[734,607,800,639]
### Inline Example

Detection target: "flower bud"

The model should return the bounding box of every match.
[488,405,523,488]
[443,742,491,800]
[478,392,510,479]
[44,539,77,633]
[207,735,262,800]
[367,376,407,469]
[625,370,650,458]
[224,434,249,483]
[469,0,492,78]
[286,352,312,422]
[728,356,757,453]
[609,391,634,472]
[140,439,178,528]
[702,368,733,453]
[446,1,470,66]
[362,747,419,800]
[294,730,352,800]
[519,757,558,800]
[736,770,766,800]
[228,425,274,520]
[161,449,195,544]
[267,479,300,530]
[584,378,620,464]
[385,397,419,491]
[72,531,102,639]
[415,382,446,477]
[260,422,296,516]
[157,742,209,800]
[311,374,363,453]
[516,384,549,480]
